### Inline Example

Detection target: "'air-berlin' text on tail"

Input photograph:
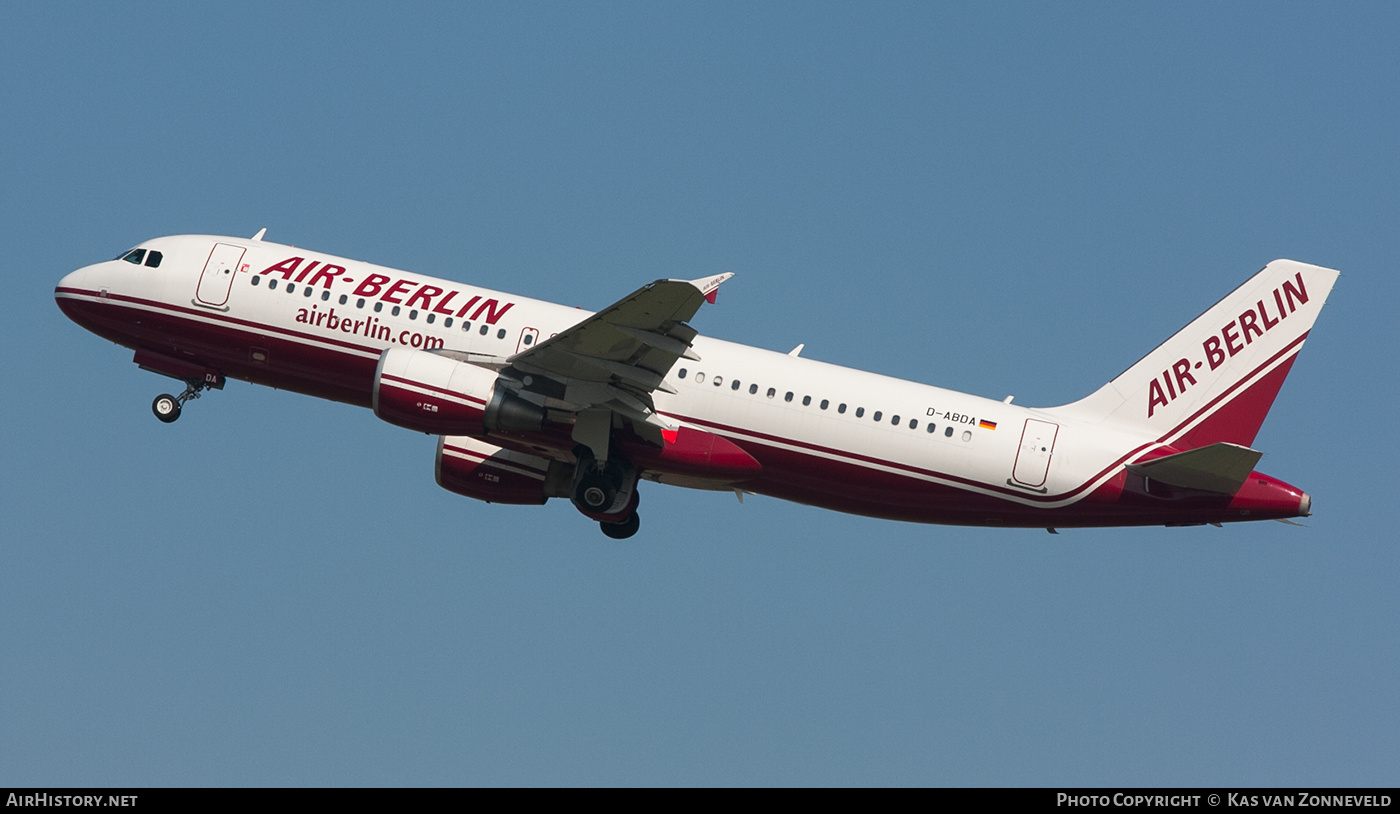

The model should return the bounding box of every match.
[1050,259,1339,450]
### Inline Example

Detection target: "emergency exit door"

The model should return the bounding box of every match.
[516,327,540,354]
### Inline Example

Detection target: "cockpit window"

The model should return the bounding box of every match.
[144,250,162,268]
[120,249,146,265]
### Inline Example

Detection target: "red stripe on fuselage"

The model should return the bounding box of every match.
[379,373,488,407]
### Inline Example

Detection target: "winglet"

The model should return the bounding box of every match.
[251,228,267,241]
[688,272,733,304]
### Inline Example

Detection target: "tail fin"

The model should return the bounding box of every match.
[1048,259,1339,449]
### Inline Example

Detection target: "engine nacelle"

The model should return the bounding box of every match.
[436,436,569,505]
[373,347,545,437]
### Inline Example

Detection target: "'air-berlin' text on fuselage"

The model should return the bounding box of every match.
[1146,271,1310,418]
[258,256,515,324]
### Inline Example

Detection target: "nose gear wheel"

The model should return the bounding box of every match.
[150,376,213,423]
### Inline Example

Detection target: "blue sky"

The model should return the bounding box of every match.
[2,2,1396,786]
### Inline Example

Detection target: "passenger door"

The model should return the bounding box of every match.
[1012,419,1059,490]
[195,243,245,308]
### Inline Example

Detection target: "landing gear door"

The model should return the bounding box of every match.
[1012,419,1059,489]
[195,243,246,308]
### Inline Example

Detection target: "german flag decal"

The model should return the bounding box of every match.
[978,419,997,430]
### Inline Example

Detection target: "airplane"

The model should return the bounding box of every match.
[55,231,1337,538]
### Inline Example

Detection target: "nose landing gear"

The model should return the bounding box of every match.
[135,352,225,424]
[150,377,212,423]
[151,393,180,423]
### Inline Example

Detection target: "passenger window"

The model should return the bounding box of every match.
[321,291,330,301]
[426,313,435,324]
[962,430,972,441]
[927,424,937,433]
[909,419,917,429]
[891,414,900,425]
[713,377,722,387]
[304,287,313,297]
[252,276,261,287]
[497,329,506,339]
[523,334,532,345]
[855,407,864,417]
[945,426,954,437]
[122,249,145,265]
[731,380,740,391]
[873,411,882,421]
[695,373,706,383]
[767,388,776,398]
[445,318,453,328]
[749,384,758,394]
[268,279,278,290]
[784,392,794,402]
[375,302,383,312]
[838,403,847,414]
[678,369,687,379]
[339,294,348,305]
[391,306,401,316]
[409,309,418,320]
[820,399,829,410]
[144,251,162,268]
[462,321,472,332]
[479,325,488,335]
[356,298,365,308]
[287,284,296,295]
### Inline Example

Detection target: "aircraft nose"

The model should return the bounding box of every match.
[56,269,82,293]
[55,264,102,324]
[56,264,96,296]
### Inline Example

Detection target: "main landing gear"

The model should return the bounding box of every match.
[599,511,641,539]
[151,378,211,423]
[570,451,642,539]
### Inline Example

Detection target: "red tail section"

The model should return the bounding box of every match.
[1174,350,1298,449]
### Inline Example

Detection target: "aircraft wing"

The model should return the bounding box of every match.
[1125,442,1263,494]
[500,273,732,450]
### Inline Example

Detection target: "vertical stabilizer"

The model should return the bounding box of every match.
[1047,259,1338,449]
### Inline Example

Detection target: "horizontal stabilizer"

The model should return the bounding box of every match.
[1125,442,1263,494]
